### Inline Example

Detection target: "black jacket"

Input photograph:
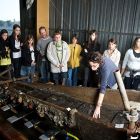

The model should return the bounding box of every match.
[9,35,23,59]
[0,37,9,59]
[21,45,33,66]
[81,41,101,66]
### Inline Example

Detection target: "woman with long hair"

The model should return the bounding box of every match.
[9,24,22,78]
[20,34,36,83]
[81,30,101,87]
[121,37,140,90]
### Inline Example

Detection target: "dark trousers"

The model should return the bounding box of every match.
[124,76,140,90]
[53,72,67,85]
[12,58,21,78]
[83,67,90,86]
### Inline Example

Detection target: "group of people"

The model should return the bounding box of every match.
[0,24,140,118]
[0,25,140,90]
[0,24,35,83]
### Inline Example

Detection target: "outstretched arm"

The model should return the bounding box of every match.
[93,93,104,119]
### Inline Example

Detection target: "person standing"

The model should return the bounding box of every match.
[37,26,52,83]
[20,35,36,83]
[67,35,81,86]
[9,24,22,78]
[121,37,140,90]
[81,30,101,87]
[103,38,121,67]
[0,29,11,75]
[47,31,70,85]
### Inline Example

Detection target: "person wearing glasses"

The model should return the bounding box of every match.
[88,52,118,119]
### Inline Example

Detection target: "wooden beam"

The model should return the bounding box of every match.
[36,0,49,38]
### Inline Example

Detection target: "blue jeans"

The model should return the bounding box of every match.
[53,72,67,85]
[40,61,50,82]
[67,68,78,86]
[20,66,32,83]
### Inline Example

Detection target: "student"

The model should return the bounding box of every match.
[47,31,70,85]
[121,37,140,90]
[20,35,36,83]
[67,35,82,86]
[81,30,101,87]
[37,26,52,83]
[9,24,22,78]
[89,52,118,119]
[103,38,121,67]
[0,29,11,74]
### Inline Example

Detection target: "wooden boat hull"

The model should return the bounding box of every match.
[0,82,139,140]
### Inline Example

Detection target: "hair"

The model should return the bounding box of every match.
[0,29,8,41]
[89,30,97,36]
[25,34,34,47]
[13,24,21,30]
[72,34,78,43]
[88,29,98,45]
[108,38,117,47]
[88,52,102,64]
[12,24,21,40]
[72,34,78,40]
[54,30,62,36]
[39,26,46,33]
[0,29,8,36]
[132,37,140,50]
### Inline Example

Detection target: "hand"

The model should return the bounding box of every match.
[60,64,64,67]
[20,43,23,46]
[84,49,88,53]
[93,105,101,119]
[31,61,36,66]
[56,64,60,68]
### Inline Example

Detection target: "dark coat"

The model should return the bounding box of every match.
[81,41,101,66]
[0,37,9,59]
[21,45,33,66]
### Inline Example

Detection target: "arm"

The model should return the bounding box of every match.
[80,45,89,58]
[93,93,104,119]
[36,40,41,54]
[103,50,107,57]
[9,37,20,52]
[47,43,59,67]
[93,66,110,119]
[115,51,121,67]
[62,43,70,65]
[77,45,82,56]
[121,50,130,75]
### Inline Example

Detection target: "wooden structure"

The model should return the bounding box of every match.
[0,82,140,139]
